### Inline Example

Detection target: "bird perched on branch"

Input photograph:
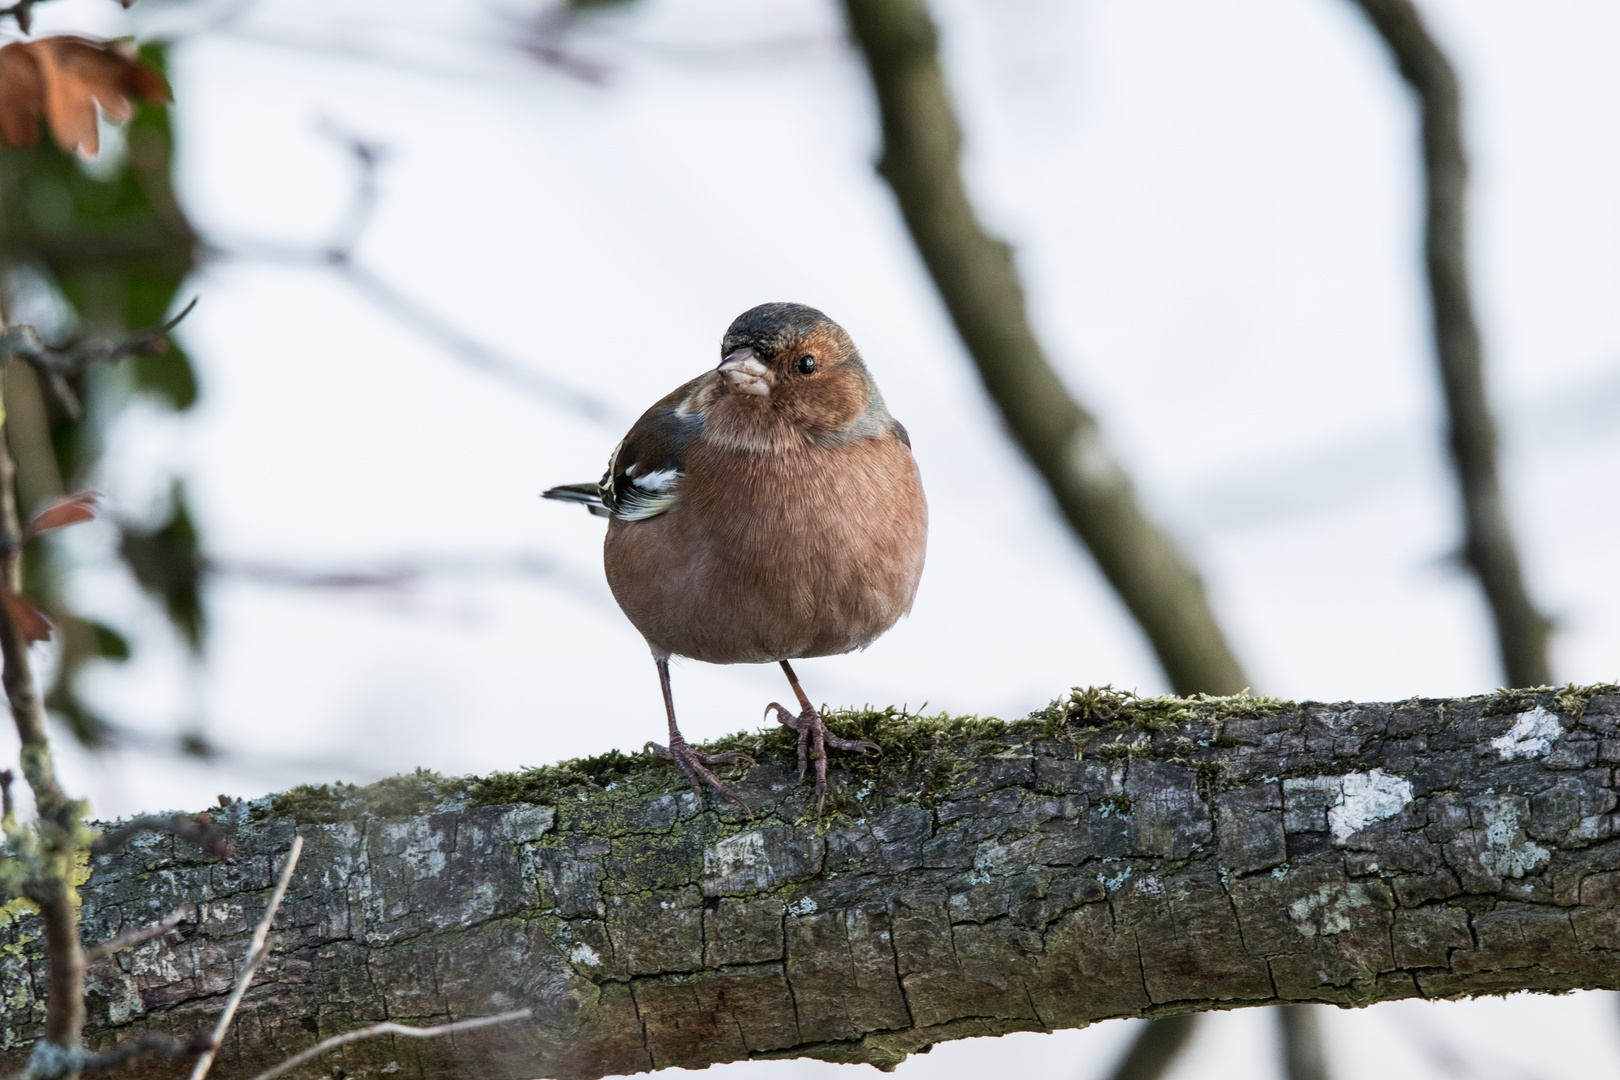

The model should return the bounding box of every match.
[544,303,927,810]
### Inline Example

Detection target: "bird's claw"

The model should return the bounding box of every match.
[765,702,880,812]
[647,739,754,814]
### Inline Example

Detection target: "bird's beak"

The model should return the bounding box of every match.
[718,348,772,396]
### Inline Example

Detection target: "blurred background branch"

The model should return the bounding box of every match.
[1348,0,1552,689]
[839,0,1245,699]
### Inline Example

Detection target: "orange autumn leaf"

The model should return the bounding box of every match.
[0,36,169,155]
[24,491,100,540]
[0,590,53,644]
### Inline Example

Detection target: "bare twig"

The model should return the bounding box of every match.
[83,903,195,962]
[188,834,303,1080]
[205,125,619,424]
[11,1030,213,1080]
[0,768,12,822]
[89,813,234,859]
[839,0,1246,696]
[244,1009,533,1080]
[1347,0,1553,688]
[0,300,199,421]
[205,552,567,591]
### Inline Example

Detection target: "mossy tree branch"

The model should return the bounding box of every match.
[3,686,1619,1080]
[1347,0,1552,689]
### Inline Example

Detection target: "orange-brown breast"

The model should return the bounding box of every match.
[603,434,927,664]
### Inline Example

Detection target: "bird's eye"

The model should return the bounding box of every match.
[796,355,816,375]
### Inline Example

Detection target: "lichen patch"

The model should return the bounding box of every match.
[1329,770,1413,843]
[1491,706,1562,760]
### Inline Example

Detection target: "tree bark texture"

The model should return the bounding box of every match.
[840,0,1247,696]
[3,688,1620,1079]
[1347,0,1552,689]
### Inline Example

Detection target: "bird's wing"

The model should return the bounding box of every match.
[540,482,612,517]
[558,375,703,523]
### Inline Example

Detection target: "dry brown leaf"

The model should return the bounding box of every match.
[0,36,169,155]
[24,491,100,540]
[0,590,53,644]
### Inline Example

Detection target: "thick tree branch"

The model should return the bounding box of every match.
[1,686,1617,1078]
[1348,0,1552,688]
[839,0,1246,696]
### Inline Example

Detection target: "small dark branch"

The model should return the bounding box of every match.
[339,262,619,423]
[90,813,234,859]
[245,1010,534,1080]
[1103,1015,1199,1080]
[518,5,611,84]
[839,0,1247,695]
[313,119,388,261]
[1347,0,1553,688]
[0,300,199,421]
[12,1030,213,1080]
[1278,1005,1332,1080]
[204,552,565,591]
[0,768,12,821]
[82,903,195,963]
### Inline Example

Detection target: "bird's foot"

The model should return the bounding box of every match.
[646,738,755,813]
[765,702,881,812]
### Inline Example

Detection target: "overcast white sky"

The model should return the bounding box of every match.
[7,0,1620,1076]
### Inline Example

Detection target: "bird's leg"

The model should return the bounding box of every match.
[765,660,880,811]
[646,657,754,812]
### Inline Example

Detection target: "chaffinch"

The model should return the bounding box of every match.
[544,302,928,810]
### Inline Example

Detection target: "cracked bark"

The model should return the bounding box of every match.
[4,688,1620,1079]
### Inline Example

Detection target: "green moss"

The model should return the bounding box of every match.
[1553,681,1620,722]
[1029,685,1291,733]
[256,768,467,825]
[470,749,652,809]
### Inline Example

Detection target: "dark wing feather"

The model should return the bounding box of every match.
[594,375,707,522]
[540,483,612,518]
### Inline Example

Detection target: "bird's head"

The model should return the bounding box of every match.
[711,302,882,439]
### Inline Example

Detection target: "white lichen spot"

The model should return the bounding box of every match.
[1329,770,1414,843]
[1477,798,1551,879]
[787,897,818,917]
[1491,706,1562,760]
[704,831,770,893]
[381,1062,402,1074]
[1100,865,1133,892]
[568,942,601,967]
[1288,883,1376,937]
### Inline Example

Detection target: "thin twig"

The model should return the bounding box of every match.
[90,813,234,859]
[202,122,619,425]
[0,300,200,421]
[244,1009,533,1080]
[205,552,565,591]
[0,768,12,822]
[10,1029,214,1080]
[83,903,195,963]
[188,834,303,1080]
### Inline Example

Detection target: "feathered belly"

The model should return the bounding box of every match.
[603,439,927,664]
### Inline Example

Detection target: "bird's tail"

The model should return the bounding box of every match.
[542,483,611,518]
